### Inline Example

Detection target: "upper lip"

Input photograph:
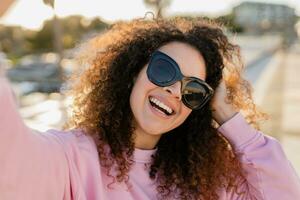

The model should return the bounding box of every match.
[149,95,177,114]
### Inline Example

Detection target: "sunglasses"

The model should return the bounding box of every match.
[146,50,214,110]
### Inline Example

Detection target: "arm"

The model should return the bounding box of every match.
[0,77,29,153]
[218,112,300,199]
[0,77,70,199]
[211,80,300,199]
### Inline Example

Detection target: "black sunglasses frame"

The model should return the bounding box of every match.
[146,50,214,110]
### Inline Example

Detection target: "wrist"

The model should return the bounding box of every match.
[212,104,239,125]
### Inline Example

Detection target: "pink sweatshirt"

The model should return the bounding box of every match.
[1,77,300,200]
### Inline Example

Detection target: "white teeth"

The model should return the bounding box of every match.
[149,97,173,114]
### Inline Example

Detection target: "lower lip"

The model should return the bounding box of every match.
[148,99,173,119]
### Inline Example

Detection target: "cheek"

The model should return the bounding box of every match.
[171,106,192,129]
[180,106,192,121]
[129,70,154,113]
[131,77,152,101]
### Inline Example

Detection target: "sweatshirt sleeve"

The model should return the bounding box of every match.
[0,77,71,200]
[218,112,300,200]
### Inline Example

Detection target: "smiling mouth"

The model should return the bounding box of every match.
[149,96,175,116]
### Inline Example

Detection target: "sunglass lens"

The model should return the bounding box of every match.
[150,59,176,85]
[182,81,207,109]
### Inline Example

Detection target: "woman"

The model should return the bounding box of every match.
[0,18,300,200]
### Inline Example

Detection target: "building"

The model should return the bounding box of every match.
[233,1,296,34]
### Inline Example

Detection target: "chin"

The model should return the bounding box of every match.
[138,120,171,136]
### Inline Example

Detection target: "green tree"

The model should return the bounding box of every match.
[25,16,108,52]
[0,25,29,57]
[216,13,244,33]
[88,18,108,30]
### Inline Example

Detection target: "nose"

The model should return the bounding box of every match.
[163,81,182,100]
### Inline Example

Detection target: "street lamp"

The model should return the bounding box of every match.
[144,0,171,19]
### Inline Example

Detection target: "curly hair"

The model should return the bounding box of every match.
[65,17,266,200]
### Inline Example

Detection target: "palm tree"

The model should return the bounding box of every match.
[43,0,66,127]
[43,0,63,83]
[144,0,172,19]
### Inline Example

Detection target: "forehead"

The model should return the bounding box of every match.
[157,42,206,80]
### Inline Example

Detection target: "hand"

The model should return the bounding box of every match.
[210,80,238,125]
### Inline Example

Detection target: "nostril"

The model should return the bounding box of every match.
[165,88,172,93]
[163,86,181,100]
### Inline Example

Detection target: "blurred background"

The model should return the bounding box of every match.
[1,0,300,173]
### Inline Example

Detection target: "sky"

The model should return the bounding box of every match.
[0,0,299,30]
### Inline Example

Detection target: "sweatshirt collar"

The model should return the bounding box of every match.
[132,148,157,163]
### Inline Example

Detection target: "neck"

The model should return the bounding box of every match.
[133,126,161,150]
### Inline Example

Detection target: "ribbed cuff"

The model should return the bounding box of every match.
[217,112,261,149]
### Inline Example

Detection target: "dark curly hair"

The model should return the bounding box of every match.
[65,17,265,200]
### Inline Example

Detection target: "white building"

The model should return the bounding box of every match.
[233,1,296,34]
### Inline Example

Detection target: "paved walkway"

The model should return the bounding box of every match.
[232,35,281,67]
[255,40,300,175]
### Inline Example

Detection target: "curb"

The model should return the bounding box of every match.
[253,50,283,105]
